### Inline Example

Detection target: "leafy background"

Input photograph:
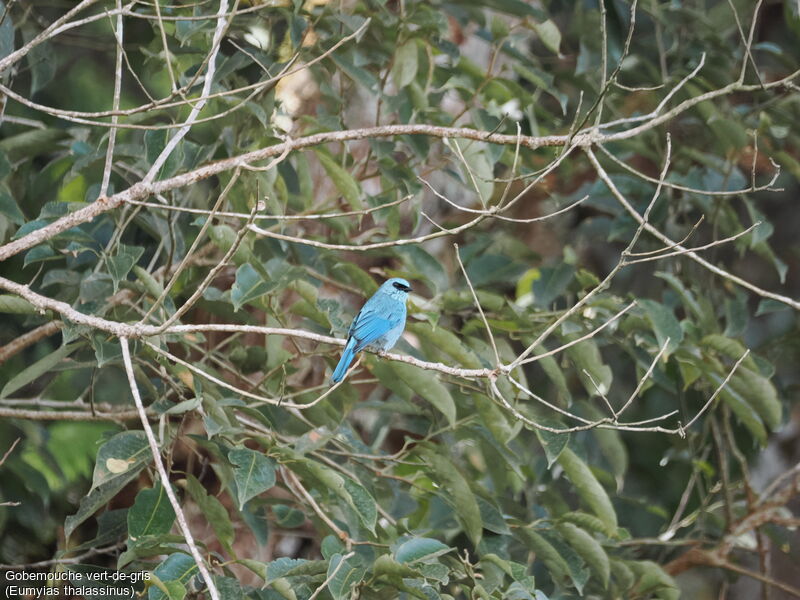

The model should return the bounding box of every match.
[0,0,799,599]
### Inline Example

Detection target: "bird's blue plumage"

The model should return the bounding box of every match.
[331,277,412,383]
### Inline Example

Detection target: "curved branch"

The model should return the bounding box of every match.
[585,148,800,310]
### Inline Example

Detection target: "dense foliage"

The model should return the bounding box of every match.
[1,0,799,598]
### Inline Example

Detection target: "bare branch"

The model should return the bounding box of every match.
[683,350,750,431]
[586,148,800,310]
[0,406,142,421]
[0,321,62,365]
[597,144,781,196]
[615,337,671,418]
[454,243,500,365]
[0,0,103,75]
[308,551,356,600]
[0,437,20,467]
[99,0,124,198]
[282,467,352,547]
[120,337,220,600]
[143,0,232,182]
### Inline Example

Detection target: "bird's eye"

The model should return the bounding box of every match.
[392,282,410,291]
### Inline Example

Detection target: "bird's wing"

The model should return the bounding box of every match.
[349,306,401,352]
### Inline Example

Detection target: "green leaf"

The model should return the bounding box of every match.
[1,341,82,398]
[0,294,39,314]
[391,39,419,88]
[27,37,55,94]
[332,263,379,295]
[314,150,362,210]
[420,448,483,544]
[342,477,378,533]
[611,559,635,591]
[92,431,151,492]
[389,361,456,426]
[395,537,452,563]
[535,425,570,468]
[366,359,415,401]
[128,485,176,541]
[148,553,199,600]
[213,575,245,600]
[331,53,380,92]
[638,299,683,356]
[327,553,365,600]
[557,447,617,531]
[231,263,272,311]
[675,349,703,389]
[473,392,517,447]
[710,373,767,444]
[0,185,25,225]
[559,511,617,538]
[398,246,448,295]
[408,322,482,368]
[373,554,423,578]
[227,447,277,510]
[627,560,680,600]
[532,263,575,307]
[701,334,759,372]
[730,367,782,430]
[208,224,255,266]
[65,463,146,540]
[755,298,789,316]
[532,344,571,405]
[565,339,613,397]
[237,558,269,582]
[144,129,183,180]
[654,272,708,326]
[257,556,311,582]
[583,403,628,490]
[292,454,375,535]
[91,333,123,367]
[272,504,305,528]
[723,294,748,337]
[0,4,13,62]
[516,268,540,302]
[106,244,144,292]
[133,265,176,313]
[476,495,511,534]
[0,128,67,161]
[557,522,610,588]
[454,140,494,204]
[520,529,588,593]
[532,20,562,54]
[185,474,234,553]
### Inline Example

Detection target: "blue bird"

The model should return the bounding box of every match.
[331,277,412,383]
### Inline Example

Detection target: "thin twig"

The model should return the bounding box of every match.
[683,350,750,431]
[99,0,123,197]
[0,437,20,467]
[0,321,62,365]
[143,0,232,182]
[120,337,220,600]
[586,148,800,310]
[615,337,670,418]
[282,467,352,546]
[308,551,356,600]
[454,243,499,365]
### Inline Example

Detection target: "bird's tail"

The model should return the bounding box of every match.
[332,338,358,383]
